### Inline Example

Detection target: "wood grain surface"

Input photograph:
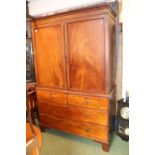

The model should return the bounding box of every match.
[34,24,66,88]
[67,19,105,93]
[39,115,109,143]
[68,94,109,110]
[38,102,109,126]
[37,90,67,105]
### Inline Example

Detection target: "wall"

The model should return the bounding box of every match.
[28,0,115,17]
[121,0,129,98]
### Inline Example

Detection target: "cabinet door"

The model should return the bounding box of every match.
[34,24,66,89]
[67,18,105,94]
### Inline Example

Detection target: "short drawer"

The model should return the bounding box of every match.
[68,94,109,110]
[38,102,109,126]
[39,115,109,143]
[36,90,67,105]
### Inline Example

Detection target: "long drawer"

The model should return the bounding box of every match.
[39,114,109,143]
[68,94,109,110]
[36,90,67,105]
[38,101,109,126]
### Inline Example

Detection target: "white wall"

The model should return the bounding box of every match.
[28,0,115,17]
[121,0,129,98]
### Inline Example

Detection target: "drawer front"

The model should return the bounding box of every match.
[38,102,109,126]
[36,90,67,105]
[40,115,109,143]
[68,94,109,110]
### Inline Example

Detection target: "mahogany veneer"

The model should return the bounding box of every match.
[31,4,116,152]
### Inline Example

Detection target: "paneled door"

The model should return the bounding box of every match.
[34,24,66,89]
[67,18,106,94]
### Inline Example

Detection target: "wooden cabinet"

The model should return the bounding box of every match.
[31,4,116,152]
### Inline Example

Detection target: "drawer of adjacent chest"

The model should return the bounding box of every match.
[36,90,67,105]
[39,115,109,142]
[68,94,109,110]
[38,102,109,126]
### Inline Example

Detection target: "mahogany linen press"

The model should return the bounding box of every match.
[31,4,116,152]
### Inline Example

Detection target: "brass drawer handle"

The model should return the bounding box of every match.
[83,98,89,104]
[85,128,90,132]
[51,94,56,98]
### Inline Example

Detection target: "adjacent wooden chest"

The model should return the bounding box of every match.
[32,4,116,152]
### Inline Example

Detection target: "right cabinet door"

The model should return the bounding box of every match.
[67,18,106,94]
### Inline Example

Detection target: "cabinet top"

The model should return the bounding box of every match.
[32,3,116,27]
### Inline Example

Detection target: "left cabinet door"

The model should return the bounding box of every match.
[33,24,66,89]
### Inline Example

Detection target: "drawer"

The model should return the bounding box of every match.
[68,94,109,110]
[39,115,109,143]
[36,90,67,105]
[38,102,109,126]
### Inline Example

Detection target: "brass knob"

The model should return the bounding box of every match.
[51,95,56,98]
[85,128,90,132]
[34,29,38,32]
[84,98,88,104]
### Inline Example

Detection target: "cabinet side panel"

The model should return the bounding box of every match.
[108,18,116,93]
[104,16,116,94]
